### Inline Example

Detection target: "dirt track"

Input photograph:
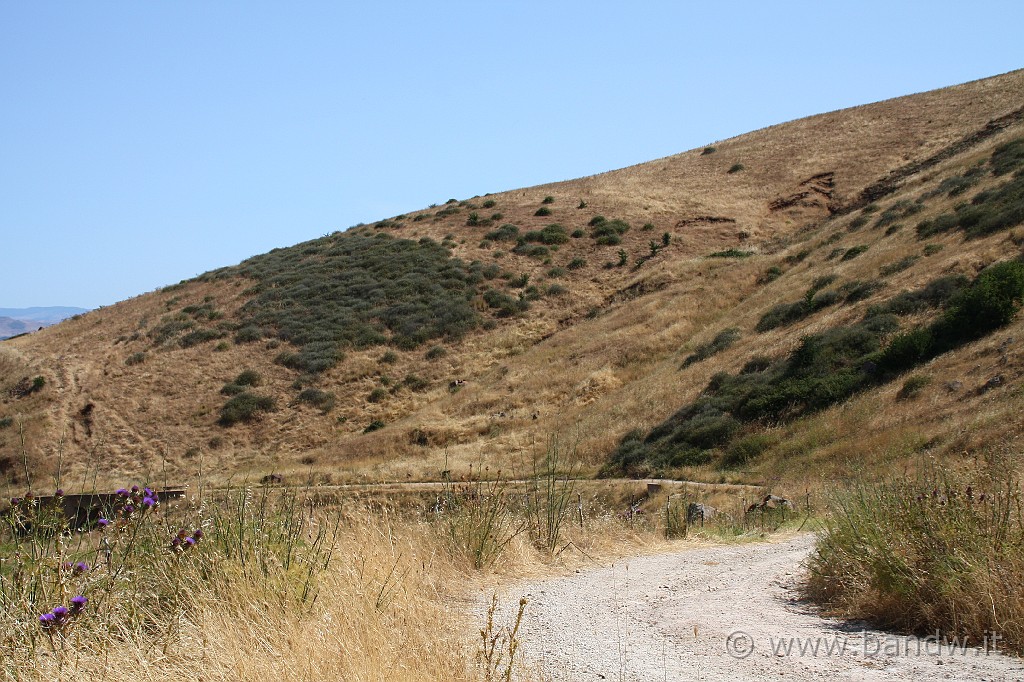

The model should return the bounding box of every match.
[481,534,1024,681]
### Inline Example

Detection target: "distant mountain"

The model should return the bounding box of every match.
[0,307,88,323]
[0,307,88,339]
[0,317,31,339]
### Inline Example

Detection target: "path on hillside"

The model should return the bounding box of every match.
[478,534,1024,681]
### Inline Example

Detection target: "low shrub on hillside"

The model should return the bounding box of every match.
[879,255,920,277]
[682,328,741,368]
[916,138,1024,239]
[590,219,630,246]
[484,224,519,242]
[222,232,485,372]
[707,249,753,258]
[219,392,276,426]
[124,352,146,366]
[298,387,336,413]
[605,261,1024,476]
[522,223,569,245]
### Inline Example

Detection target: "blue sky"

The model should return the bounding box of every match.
[2,1,1022,309]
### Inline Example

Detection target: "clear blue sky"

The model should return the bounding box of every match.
[2,1,1021,309]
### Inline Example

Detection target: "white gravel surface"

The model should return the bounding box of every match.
[478,534,1024,681]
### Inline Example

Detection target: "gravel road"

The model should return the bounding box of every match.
[480,534,1024,681]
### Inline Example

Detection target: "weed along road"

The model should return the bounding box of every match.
[480,534,1024,681]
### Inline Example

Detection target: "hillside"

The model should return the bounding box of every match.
[3,69,1024,492]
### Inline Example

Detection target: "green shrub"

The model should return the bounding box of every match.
[590,219,629,245]
[758,266,783,284]
[235,369,262,387]
[367,387,388,403]
[701,146,716,155]
[570,229,585,238]
[0,417,13,430]
[707,249,753,258]
[641,222,655,231]
[727,163,745,174]
[234,325,263,343]
[482,288,529,317]
[848,215,869,231]
[425,345,447,360]
[298,387,336,413]
[992,137,1024,176]
[840,280,884,303]
[481,199,497,209]
[534,207,552,217]
[125,352,146,366]
[380,350,398,364]
[682,328,741,367]
[220,383,245,396]
[841,245,869,261]
[546,283,568,297]
[547,266,567,278]
[567,257,586,270]
[755,288,839,332]
[484,224,520,242]
[896,374,931,400]
[720,433,776,468]
[879,256,920,277]
[541,196,555,204]
[403,374,430,392]
[785,249,811,265]
[923,243,944,256]
[363,419,385,433]
[512,243,549,258]
[219,392,276,426]
[522,224,569,245]
[914,140,1024,239]
[227,232,481,372]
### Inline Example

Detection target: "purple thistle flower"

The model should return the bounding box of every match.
[131,485,139,493]
[184,536,196,548]
[123,504,135,515]
[51,606,70,624]
[55,488,64,497]
[192,528,204,541]
[39,613,56,629]
[115,488,129,497]
[144,487,154,497]
[73,561,89,575]
[70,595,88,613]
[97,517,110,528]
[170,536,182,548]
[10,497,20,506]
[142,497,155,509]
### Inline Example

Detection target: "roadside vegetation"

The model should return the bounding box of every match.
[808,454,1024,654]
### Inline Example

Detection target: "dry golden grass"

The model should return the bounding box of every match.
[7,477,770,682]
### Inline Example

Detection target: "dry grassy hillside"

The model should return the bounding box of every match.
[3,69,1024,493]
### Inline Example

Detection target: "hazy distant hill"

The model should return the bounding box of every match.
[0,317,31,339]
[0,307,88,339]
[3,69,1024,491]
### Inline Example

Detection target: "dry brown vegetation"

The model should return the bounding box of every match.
[2,69,1024,502]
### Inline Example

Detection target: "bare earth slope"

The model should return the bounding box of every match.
[2,69,1024,489]
[483,535,1024,681]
